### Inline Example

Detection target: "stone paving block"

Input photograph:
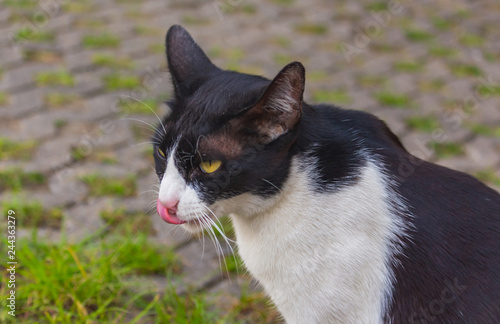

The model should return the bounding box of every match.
[17,112,57,141]
[465,137,500,170]
[64,197,109,243]
[0,87,44,120]
[0,63,49,93]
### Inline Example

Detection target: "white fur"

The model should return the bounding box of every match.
[211,157,408,324]
[158,147,206,224]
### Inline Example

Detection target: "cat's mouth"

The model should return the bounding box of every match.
[156,199,207,226]
[156,199,186,225]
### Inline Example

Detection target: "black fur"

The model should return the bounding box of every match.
[154,25,500,323]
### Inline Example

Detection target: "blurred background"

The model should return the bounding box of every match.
[0,0,499,322]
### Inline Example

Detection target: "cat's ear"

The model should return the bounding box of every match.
[236,62,305,144]
[166,25,218,97]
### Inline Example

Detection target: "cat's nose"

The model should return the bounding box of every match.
[157,198,184,225]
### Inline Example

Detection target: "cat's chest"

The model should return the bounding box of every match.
[229,161,402,324]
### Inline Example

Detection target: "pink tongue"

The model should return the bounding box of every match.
[157,199,185,225]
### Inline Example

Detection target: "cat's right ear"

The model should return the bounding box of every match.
[234,62,305,144]
[166,25,218,98]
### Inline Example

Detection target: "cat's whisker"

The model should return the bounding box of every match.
[261,178,282,193]
[120,95,167,137]
[200,213,231,278]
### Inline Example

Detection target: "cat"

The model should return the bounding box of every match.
[153,25,500,324]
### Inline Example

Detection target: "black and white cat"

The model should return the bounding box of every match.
[153,25,500,323]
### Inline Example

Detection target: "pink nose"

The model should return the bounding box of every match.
[157,199,185,225]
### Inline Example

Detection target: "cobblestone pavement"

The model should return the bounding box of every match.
[0,0,499,320]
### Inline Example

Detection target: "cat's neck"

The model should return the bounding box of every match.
[230,157,408,324]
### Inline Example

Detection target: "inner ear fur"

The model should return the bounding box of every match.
[234,62,306,144]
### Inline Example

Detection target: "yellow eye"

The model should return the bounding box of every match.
[199,160,222,174]
[157,148,166,159]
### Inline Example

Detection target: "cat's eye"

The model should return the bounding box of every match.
[199,160,222,174]
[157,148,166,159]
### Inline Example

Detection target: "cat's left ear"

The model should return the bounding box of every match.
[236,62,305,144]
[166,25,218,97]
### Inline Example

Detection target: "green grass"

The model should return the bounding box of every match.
[459,33,484,47]
[14,27,54,43]
[272,36,291,48]
[0,92,8,105]
[312,89,352,105]
[476,84,500,98]
[273,53,293,66]
[0,231,183,323]
[45,93,80,107]
[103,74,141,91]
[432,17,454,31]
[149,43,165,54]
[36,70,75,87]
[365,2,387,11]
[375,92,411,108]
[0,138,37,160]
[54,119,67,129]
[0,168,45,191]
[1,198,62,228]
[357,75,386,87]
[82,33,120,48]
[23,50,62,63]
[92,54,134,69]
[428,46,457,58]
[118,98,159,115]
[3,0,38,8]
[418,79,445,92]
[81,174,137,197]
[182,15,211,26]
[393,61,423,73]
[308,70,328,82]
[467,123,500,137]
[270,0,295,5]
[405,116,440,133]
[295,23,327,35]
[430,141,464,158]
[475,170,500,188]
[449,63,482,77]
[100,208,155,235]
[405,29,434,42]
[133,25,162,36]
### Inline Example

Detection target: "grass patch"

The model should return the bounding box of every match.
[182,15,211,26]
[365,2,387,11]
[3,0,38,8]
[466,123,500,137]
[405,116,440,133]
[82,33,120,48]
[149,43,165,54]
[23,50,62,63]
[133,25,162,36]
[14,27,53,43]
[357,75,386,87]
[449,63,482,77]
[475,170,500,187]
[308,70,328,82]
[1,198,62,228]
[428,46,457,58]
[118,97,159,115]
[0,92,8,105]
[459,34,484,47]
[0,138,37,160]
[430,141,464,158]
[273,53,292,66]
[45,93,81,107]
[100,208,155,235]
[418,79,445,92]
[405,29,433,42]
[295,23,327,35]
[272,36,291,48]
[432,17,454,30]
[476,84,500,98]
[312,89,352,105]
[393,61,423,73]
[92,54,134,69]
[0,231,184,323]
[103,73,141,91]
[270,0,295,5]
[375,92,411,108]
[36,70,75,87]
[81,174,137,197]
[0,168,45,191]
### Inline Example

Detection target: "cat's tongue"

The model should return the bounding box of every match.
[157,199,186,225]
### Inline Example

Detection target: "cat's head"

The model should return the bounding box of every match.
[154,25,305,233]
